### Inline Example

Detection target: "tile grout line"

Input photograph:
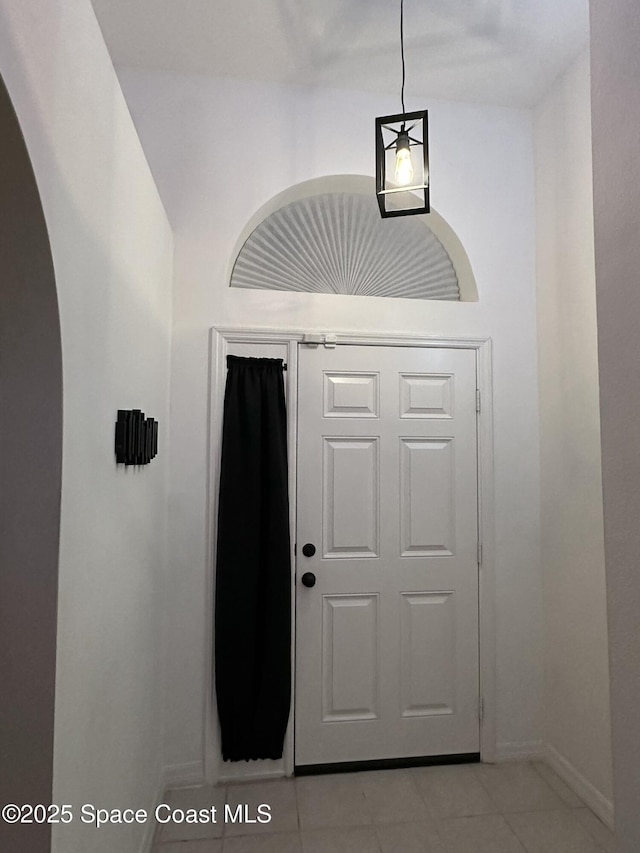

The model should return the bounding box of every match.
[468,761,507,813]
[503,809,608,853]
[502,810,554,853]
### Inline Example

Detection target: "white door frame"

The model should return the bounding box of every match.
[205,327,496,783]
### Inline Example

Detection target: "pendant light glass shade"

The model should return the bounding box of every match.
[376,110,430,218]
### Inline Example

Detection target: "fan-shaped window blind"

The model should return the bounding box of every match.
[230,192,460,300]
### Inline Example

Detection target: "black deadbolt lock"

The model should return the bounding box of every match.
[301,572,316,588]
[302,543,316,557]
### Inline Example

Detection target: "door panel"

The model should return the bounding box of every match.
[400,592,456,717]
[399,373,454,418]
[322,594,379,722]
[324,372,379,418]
[295,344,479,767]
[400,438,455,556]
[322,438,379,557]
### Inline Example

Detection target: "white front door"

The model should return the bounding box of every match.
[295,344,480,767]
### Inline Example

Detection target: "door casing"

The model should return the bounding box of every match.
[206,327,496,783]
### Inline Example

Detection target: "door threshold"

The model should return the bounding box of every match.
[295,752,480,776]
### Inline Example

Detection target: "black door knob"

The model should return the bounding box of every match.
[301,572,316,588]
[302,543,316,557]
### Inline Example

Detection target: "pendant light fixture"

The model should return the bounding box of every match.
[376,0,430,218]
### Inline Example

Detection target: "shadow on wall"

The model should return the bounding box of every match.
[0,75,62,853]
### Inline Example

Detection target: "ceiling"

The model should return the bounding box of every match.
[91,0,590,108]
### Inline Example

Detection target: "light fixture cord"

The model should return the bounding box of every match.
[400,0,406,114]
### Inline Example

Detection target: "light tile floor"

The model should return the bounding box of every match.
[152,761,615,853]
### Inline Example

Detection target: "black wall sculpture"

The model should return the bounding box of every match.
[115,410,158,466]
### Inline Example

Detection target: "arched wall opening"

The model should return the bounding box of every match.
[228,175,479,302]
[0,75,62,853]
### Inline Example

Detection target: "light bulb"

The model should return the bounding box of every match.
[395,146,414,185]
[394,128,413,186]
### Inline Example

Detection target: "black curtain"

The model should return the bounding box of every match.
[215,355,291,761]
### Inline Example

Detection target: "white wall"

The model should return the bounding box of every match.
[590,1,640,849]
[118,67,543,777]
[0,3,174,852]
[534,49,613,819]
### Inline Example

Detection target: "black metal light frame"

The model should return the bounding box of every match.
[115,409,158,466]
[376,109,430,218]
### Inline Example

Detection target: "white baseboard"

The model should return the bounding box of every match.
[495,740,544,762]
[138,761,206,852]
[163,760,205,790]
[219,758,286,784]
[543,744,614,830]
[219,770,287,784]
[139,771,166,853]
